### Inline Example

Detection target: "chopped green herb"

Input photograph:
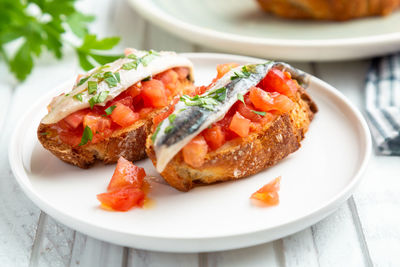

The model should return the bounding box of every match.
[142,76,151,81]
[105,76,118,87]
[164,125,174,133]
[251,110,266,116]
[141,50,159,66]
[122,61,139,70]
[89,91,109,109]
[151,124,161,143]
[127,54,138,60]
[73,93,83,102]
[230,66,252,80]
[77,77,89,86]
[104,105,116,115]
[92,72,103,79]
[79,126,93,146]
[168,114,176,123]
[39,132,49,136]
[114,72,120,82]
[237,93,245,105]
[65,93,70,97]
[88,81,98,94]
[180,87,227,111]
[123,50,160,70]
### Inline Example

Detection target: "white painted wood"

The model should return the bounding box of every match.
[70,232,125,267]
[204,243,281,267]
[282,229,319,267]
[127,250,198,267]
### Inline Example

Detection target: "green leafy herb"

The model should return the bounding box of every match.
[39,132,49,136]
[180,87,227,111]
[105,76,118,87]
[122,61,139,70]
[87,81,97,94]
[237,93,245,105]
[168,114,176,124]
[164,125,174,133]
[151,124,161,143]
[79,126,93,146]
[142,76,151,81]
[89,91,109,109]
[73,93,83,102]
[230,66,252,80]
[77,77,89,86]
[251,110,266,116]
[114,72,120,82]
[1,1,121,81]
[104,105,116,116]
[122,50,159,70]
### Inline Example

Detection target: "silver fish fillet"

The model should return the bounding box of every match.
[41,49,194,124]
[152,61,309,172]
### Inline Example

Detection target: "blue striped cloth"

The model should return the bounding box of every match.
[365,53,400,155]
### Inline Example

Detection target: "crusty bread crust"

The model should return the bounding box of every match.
[38,79,193,168]
[255,0,400,20]
[146,89,317,191]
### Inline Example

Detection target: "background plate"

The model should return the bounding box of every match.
[128,0,400,61]
[9,53,371,252]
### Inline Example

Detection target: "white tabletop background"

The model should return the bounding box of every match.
[1,0,399,266]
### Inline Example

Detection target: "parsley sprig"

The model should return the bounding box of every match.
[0,0,121,81]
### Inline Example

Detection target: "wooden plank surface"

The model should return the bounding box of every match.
[1,0,398,266]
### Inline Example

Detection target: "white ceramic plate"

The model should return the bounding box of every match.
[9,53,371,252]
[128,0,400,61]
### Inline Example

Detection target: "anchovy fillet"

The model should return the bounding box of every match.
[153,62,309,172]
[41,49,194,124]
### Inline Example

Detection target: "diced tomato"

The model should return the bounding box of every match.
[139,107,153,118]
[203,125,225,150]
[126,84,141,99]
[141,80,168,108]
[182,136,208,168]
[250,176,281,206]
[236,102,262,122]
[97,187,145,211]
[174,67,190,80]
[114,96,134,111]
[155,70,179,96]
[110,102,139,127]
[83,113,112,133]
[229,112,251,138]
[249,87,295,114]
[59,131,82,147]
[152,105,174,129]
[216,63,239,79]
[261,68,298,98]
[63,109,87,129]
[107,157,146,191]
[193,85,208,96]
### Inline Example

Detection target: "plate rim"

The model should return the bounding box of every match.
[128,0,400,60]
[9,52,372,252]
[129,0,400,46]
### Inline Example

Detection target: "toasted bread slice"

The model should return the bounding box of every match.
[38,79,193,168]
[146,88,317,191]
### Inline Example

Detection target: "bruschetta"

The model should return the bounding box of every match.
[38,49,194,168]
[146,62,317,191]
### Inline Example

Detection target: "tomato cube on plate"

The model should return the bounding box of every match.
[251,176,281,206]
[97,187,145,211]
[107,156,146,191]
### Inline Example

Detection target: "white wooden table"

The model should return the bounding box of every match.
[1,0,399,266]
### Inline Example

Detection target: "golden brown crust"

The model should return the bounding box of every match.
[255,0,400,20]
[38,78,193,168]
[146,89,318,192]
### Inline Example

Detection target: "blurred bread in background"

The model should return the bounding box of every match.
[255,0,400,20]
